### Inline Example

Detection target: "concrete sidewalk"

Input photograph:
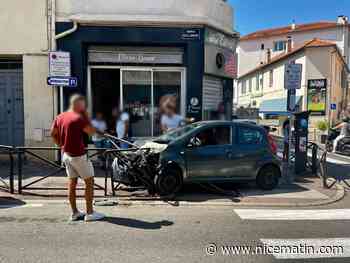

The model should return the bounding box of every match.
[0,176,344,208]
[0,156,345,208]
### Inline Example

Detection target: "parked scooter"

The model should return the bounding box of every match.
[326,128,350,156]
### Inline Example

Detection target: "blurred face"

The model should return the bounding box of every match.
[112,107,119,118]
[74,99,86,113]
[96,112,103,120]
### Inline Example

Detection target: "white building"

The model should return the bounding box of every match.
[235,17,350,108]
[0,0,237,148]
[237,38,349,131]
[0,0,51,147]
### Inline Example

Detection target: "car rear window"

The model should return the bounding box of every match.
[238,126,264,145]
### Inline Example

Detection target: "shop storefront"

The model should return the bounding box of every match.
[56,23,237,137]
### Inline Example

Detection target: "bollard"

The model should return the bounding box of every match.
[311,143,318,175]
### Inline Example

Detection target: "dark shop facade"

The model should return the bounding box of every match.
[56,23,238,137]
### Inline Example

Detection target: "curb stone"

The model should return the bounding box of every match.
[16,182,345,208]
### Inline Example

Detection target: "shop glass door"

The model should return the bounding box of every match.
[121,70,152,137]
[153,71,182,136]
[121,68,184,137]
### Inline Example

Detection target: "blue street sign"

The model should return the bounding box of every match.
[47,76,78,87]
[330,103,337,110]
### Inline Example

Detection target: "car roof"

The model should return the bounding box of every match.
[195,120,264,130]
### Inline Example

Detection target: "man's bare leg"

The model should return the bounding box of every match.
[84,177,94,215]
[68,178,78,213]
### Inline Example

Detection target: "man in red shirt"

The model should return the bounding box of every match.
[51,94,105,222]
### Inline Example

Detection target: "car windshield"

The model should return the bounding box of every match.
[155,123,203,143]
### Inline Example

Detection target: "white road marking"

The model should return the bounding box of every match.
[0,203,43,209]
[260,238,350,259]
[242,189,329,200]
[234,209,350,220]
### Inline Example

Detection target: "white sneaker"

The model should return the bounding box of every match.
[70,211,85,221]
[84,211,105,222]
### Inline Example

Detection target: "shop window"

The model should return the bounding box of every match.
[153,71,182,136]
[248,78,252,92]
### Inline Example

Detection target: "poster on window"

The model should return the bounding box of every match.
[307,79,327,113]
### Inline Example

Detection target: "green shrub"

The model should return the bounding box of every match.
[316,120,328,132]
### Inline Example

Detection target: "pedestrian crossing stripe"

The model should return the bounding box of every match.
[234,209,350,221]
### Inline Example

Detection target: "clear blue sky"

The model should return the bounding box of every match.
[229,0,350,35]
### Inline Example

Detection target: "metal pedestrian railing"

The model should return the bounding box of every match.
[15,147,110,196]
[0,145,15,194]
[317,147,350,189]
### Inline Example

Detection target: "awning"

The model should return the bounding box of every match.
[259,96,302,116]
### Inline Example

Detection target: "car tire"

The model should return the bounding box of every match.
[256,165,280,190]
[155,166,183,196]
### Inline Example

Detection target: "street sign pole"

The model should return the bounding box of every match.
[48,51,73,113]
[284,62,302,184]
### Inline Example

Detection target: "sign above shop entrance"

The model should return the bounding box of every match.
[181,29,201,40]
[88,47,184,65]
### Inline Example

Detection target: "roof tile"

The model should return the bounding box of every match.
[240,21,341,41]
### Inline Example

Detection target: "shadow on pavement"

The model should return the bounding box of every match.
[104,217,174,229]
[0,197,26,209]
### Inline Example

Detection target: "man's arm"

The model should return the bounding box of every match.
[81,111,100,136]
[50,118,61,146]
[334,123,344,130]
[51,127,60,146]
[83,124,98,136]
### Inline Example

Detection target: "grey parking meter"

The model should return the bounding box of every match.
[294,111,310,174]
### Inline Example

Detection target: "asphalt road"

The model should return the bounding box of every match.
[1,139,349,263]
[1,200,350,263]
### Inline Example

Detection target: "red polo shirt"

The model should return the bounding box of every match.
[52,111,90,156]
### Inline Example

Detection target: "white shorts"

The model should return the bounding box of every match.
[62,153,94,179]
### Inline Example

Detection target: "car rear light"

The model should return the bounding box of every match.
[268,134,277,155]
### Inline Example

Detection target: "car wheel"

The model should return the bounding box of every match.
[256,165,280,190]
[155,166,183,196]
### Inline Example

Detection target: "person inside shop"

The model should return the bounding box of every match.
[91,111,109,166]
[108,107,119,137]
[91,111,108,148]
[160,95,183,133]
[282,119,290,162]
[160,95,195,134]
[116,107,130,149]
[332,117,350,152]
